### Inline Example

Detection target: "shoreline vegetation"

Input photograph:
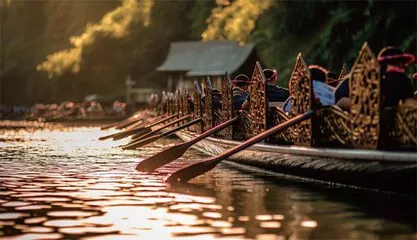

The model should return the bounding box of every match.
[1,0,416,104]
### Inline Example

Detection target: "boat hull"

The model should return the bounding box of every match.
[176,130,417,195]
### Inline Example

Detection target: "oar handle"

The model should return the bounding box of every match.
[160,118,202,138]
[135,114,191,140]
[115,116,144,130]
[188,117,238,146]
[123,114,192,149]
[146,113,178,129]
[125,118,203,150]
[212,110,314,164]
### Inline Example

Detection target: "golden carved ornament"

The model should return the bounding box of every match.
[175,89,181,117]
[181,88,189,116]
[337,63,349,84]
[193,82,203,133]
[268,107,293,144]
[318,106,351,146]
[392,98,417,148]
[249,61,268,137]
[203,79,214,131]
[167,92,173,115]
[289,53,313,146]
[220,72,234,139]
[349,42,381,149]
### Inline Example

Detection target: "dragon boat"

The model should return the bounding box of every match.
[151,43,417,195]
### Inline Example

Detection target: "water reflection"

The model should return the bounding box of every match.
[0,123,416,239]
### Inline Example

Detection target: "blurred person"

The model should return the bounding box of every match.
[242,68,289,110]
[326,71,339,87]
[282,65,335,112]
[232,74,250,110]
[335,46,415,110]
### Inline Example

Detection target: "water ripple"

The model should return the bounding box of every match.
[0,122,415,239]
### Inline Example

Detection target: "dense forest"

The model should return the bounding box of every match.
[1,0,416,104]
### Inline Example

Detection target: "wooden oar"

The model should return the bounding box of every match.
[122,114,192,149]
[136,116,238,172]
[112,116,144,130]
[129,114,192,141]
[123,118,203,150]
[98,114,169,141]
[165,110,314,183]
[98,113,176,141]
[101,110,150,130]
[101,114,141,130]
[112,126,152,141]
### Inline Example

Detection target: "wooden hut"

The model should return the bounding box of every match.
[157,41,260,91]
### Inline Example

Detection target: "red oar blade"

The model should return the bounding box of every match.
[136,143,190,172]
[165,159,219,183]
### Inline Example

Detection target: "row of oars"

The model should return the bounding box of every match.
[100,108,315,183]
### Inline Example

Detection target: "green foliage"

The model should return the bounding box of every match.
[251,0,416,86]
[37,0,153,79]
[2,0,415,104]
[1,0,119,104]
[189,0,216,39]
[33,0,194,102]
[202,0,272,44]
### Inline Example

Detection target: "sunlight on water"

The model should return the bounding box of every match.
[0,122,416,239]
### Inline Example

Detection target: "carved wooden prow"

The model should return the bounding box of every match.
[220,71,234,139]
[160,91,167,114]
[249,61,268,137]
[203,77,215,131]
[289,53,313,146]
[349,42,381,149]
[192,81,203,133]
[338,63,349,83]
[166,92,172,115]
[169,92,175,115]
[390,99,417,149]
[182,86,189,116]
[175,89,181,117]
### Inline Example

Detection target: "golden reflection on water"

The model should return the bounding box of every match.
[0,122,416,239]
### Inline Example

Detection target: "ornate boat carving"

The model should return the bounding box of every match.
[159,41,416,153]
[233,111,254,141]
[349,42,381,149]
[267,107,293,144]
[167,92,174,115]
[316,106,351,146]
[193,82,203,133]
[181,87,189,116]
[248,62,268,137]
[393,99,417,148]
[385,99,417,149]
[337,63,349,84]
[203,78,214,132]
[219,72,234,139]
[289,53,313,146]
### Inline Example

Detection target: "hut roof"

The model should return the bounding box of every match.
[157,41,255,76]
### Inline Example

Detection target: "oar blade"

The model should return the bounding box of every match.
[136,143,189,172]
[165,159,218,183]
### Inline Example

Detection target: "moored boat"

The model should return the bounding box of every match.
[175,129,416,195]
[119,42,417,195]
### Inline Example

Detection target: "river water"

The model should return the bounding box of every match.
[0,123,416,240]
